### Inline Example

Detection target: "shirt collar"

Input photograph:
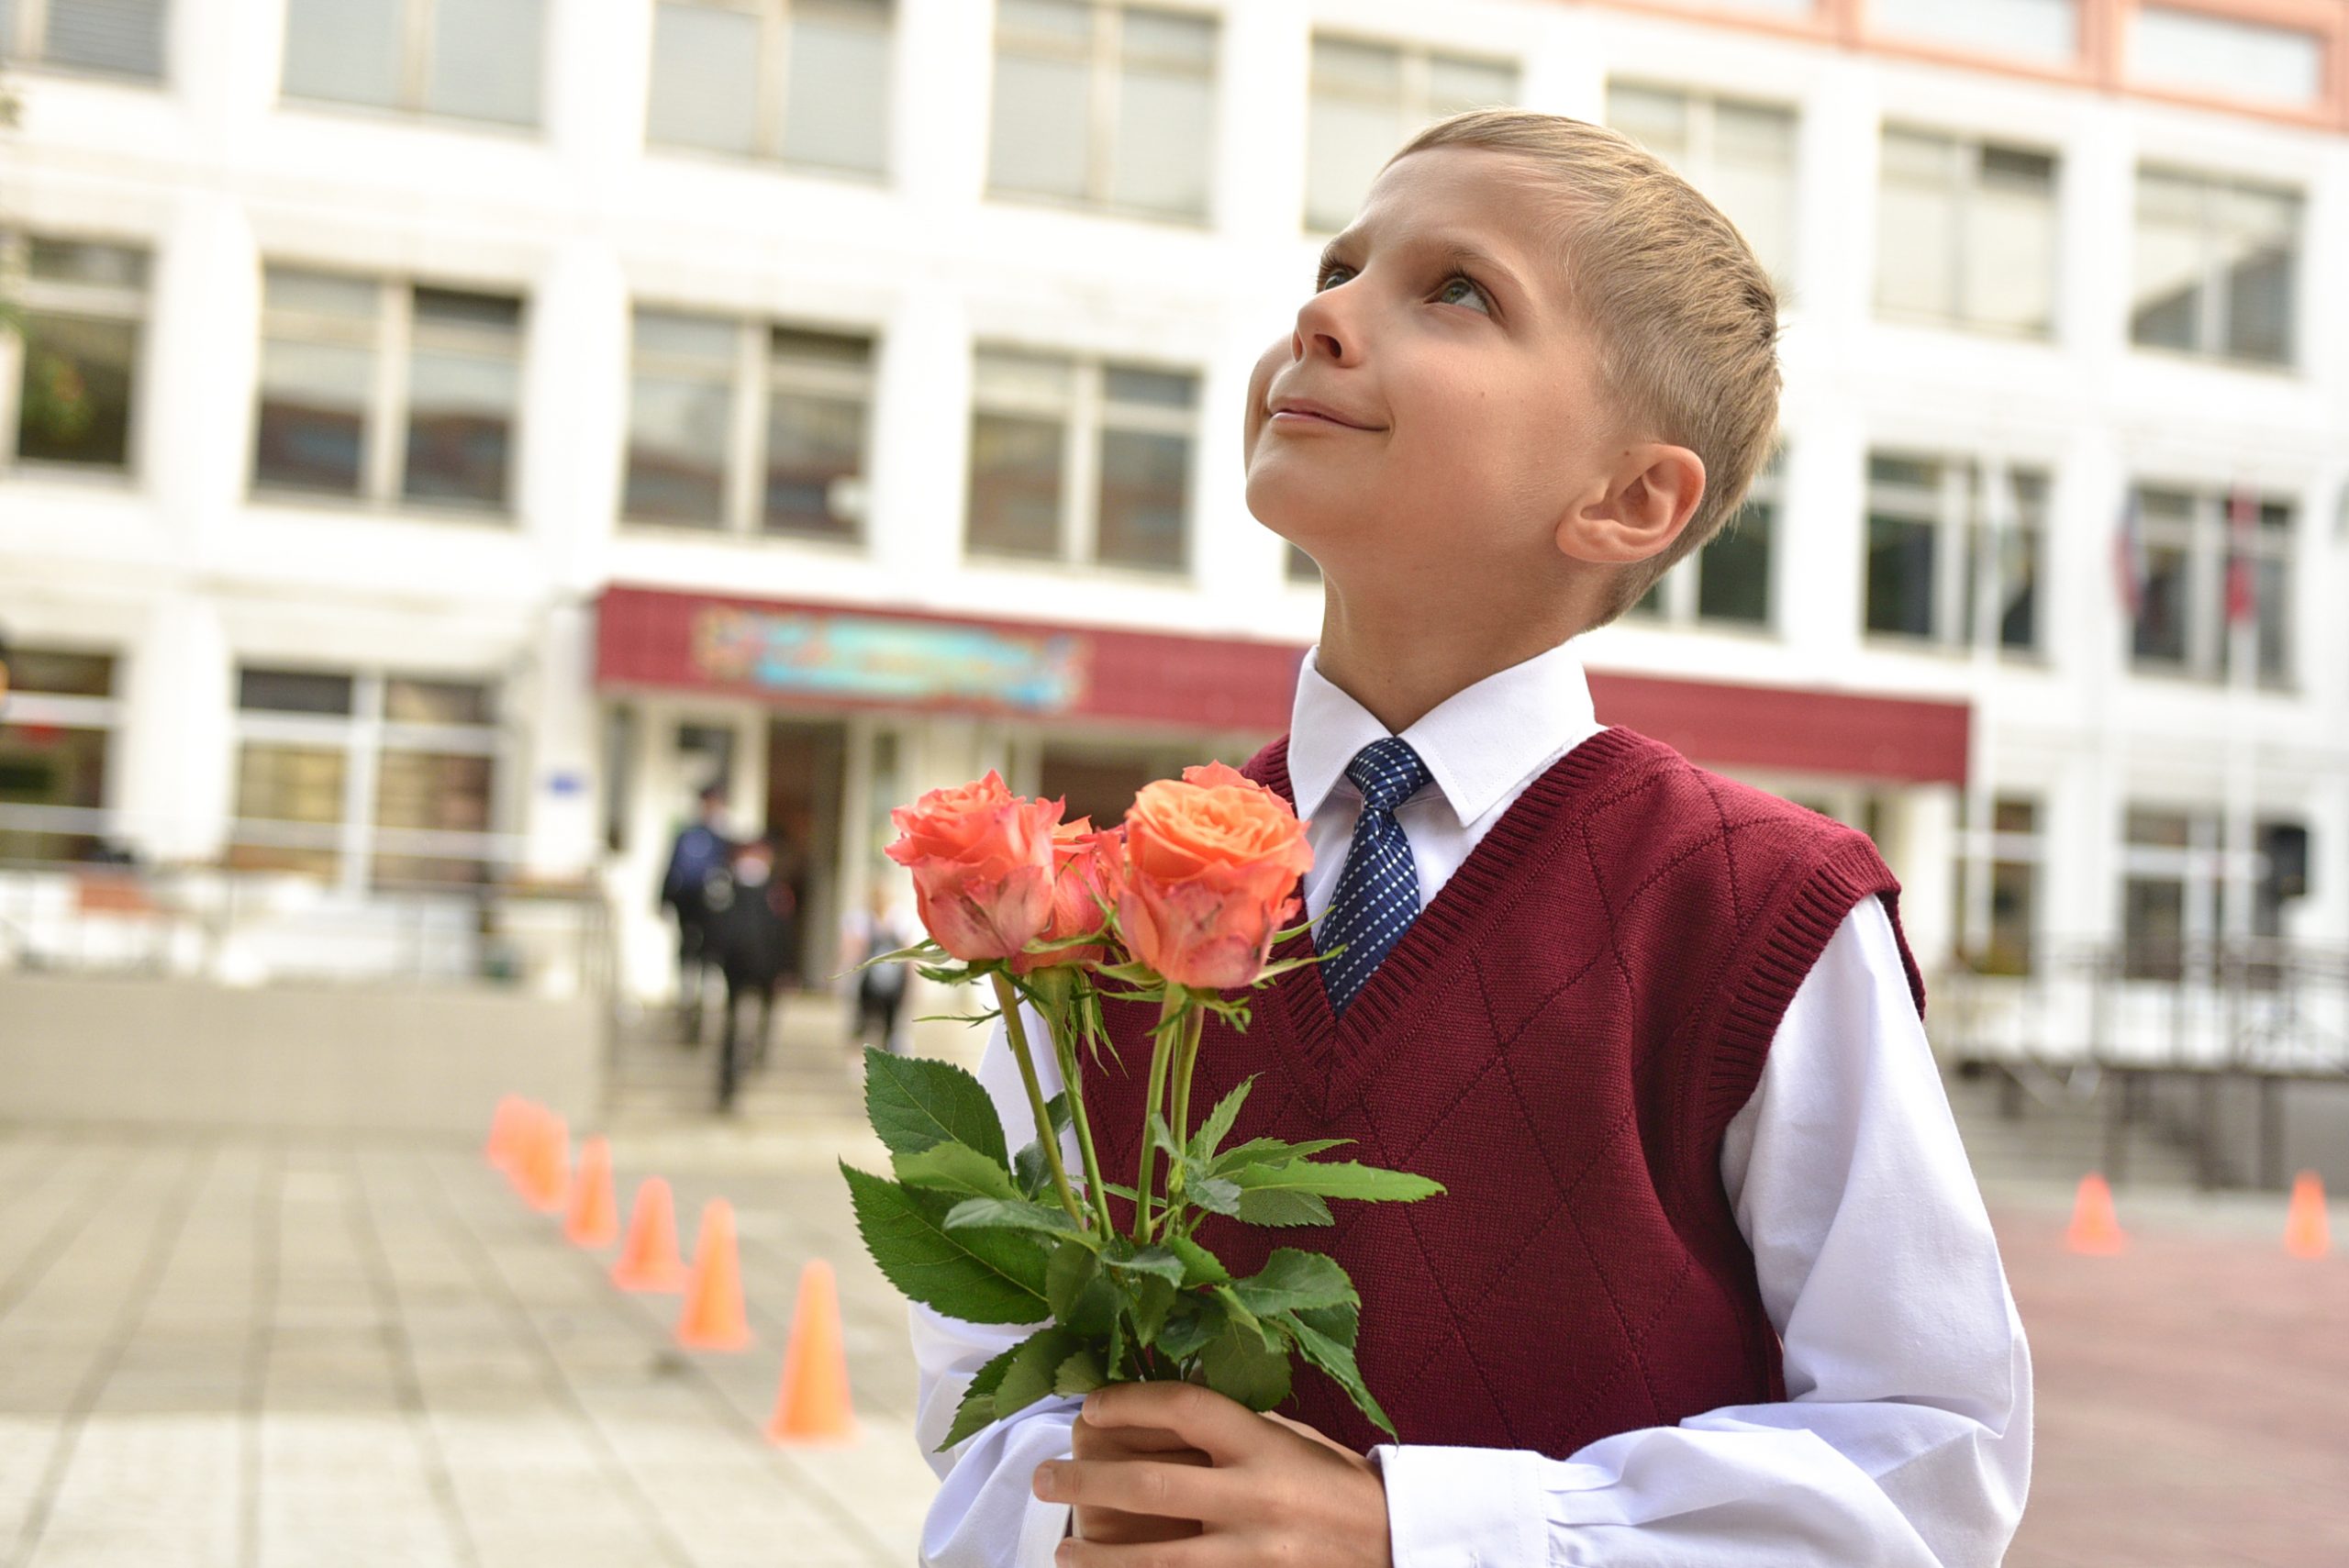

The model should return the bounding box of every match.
[1286,639,1601,827]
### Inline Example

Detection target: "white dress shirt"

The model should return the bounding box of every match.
[911,639,2032,1567]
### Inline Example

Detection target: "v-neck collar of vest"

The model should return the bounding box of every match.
[1250,723,1662,1113]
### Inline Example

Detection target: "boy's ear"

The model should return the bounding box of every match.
[1554,443,1707,566]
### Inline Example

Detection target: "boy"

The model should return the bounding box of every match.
[912,111,2031,1567]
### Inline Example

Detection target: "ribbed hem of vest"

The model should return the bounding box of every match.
[1702,836,1907,1144]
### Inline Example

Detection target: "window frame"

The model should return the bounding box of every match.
[0,232,150,476]
[229,667,507,893]
[2129,164,2301,368]
[986,0,1219,224]
[0,645,123,863]
[250,266,527,518]
[1875,124,2059,338]
[278,0,544,127]
[1955,794,2044,975]
[643,0,893,176]
[1862,452,2047,656]
[1625,455,1784,632]
[1307,32,1520,235]
[620,306,877,544]
[1,0,169,81]
[2126,484,2294,689]
[965,347,1197,576]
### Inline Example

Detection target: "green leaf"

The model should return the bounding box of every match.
[1163,1234,1231,1288]
[841,1163,1048,1324]
[1294,1299,1359,1348]
[864,1050,1008,1166]
[894,1142,1025,1204]
[995,1327,1082,1422]
[1186,1176,1241,1217]
[1208,1137,1352,1176]
[1197,1312,1292,1412]
[1230,1250,1360,1318]
[1281,1308,1395,1439]
[1128,1274,1177,1347]
[1100,1242,1187,1287]
[1153,1296,1222,1362]
[1211,1285,1281,1351]
[1010,1095,1075,1199]
[1148,1111,1186,1165]
[1186,1077,1254,1165]
[1233,1186,1332,1228]
[1045,1241,1120,1337]
[943,1196,1085,1240]
[938,1341,1022,1451]
[1224,1159,1443,1205]
[1052,1345,1108,1396]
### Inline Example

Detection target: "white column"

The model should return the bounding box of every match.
[518,601,600,879]
[894,0,994,213]
[868,288,974,588]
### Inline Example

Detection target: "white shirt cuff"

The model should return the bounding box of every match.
[1376,1444,1548,1568]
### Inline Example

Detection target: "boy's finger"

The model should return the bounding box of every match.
[1035,1456,1236,1523]
[1078,1382,1268,1462]
[1072,1416,1209,1462]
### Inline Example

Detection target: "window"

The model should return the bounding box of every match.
[1955,796,2042,974]
[646,0,890,175]
[230,667,502,889]
[2132,168,2298,365]
[1,236,147,473]
[253,268,525,514]
[1307,36,1516,233]
[2132,7,2323,108]
[1608,83,1797,291]
[2118,806,2305,978]
[1628,454,1781,629]
[622,309,873,542]
[988,0,1216,222]
[967,350,1196,573]
[1039,739,1205,830]
[1864,453,2044,652]
[1876,128,2056,337]
[1870,0,2077,66]
[2127,485,2292,687]
[0,0,167,79]
[281,0,542,126]
[0,648,118,864]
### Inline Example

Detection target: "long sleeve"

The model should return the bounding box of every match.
[912,1005,1080,1568]
[1377,898,2033,1567]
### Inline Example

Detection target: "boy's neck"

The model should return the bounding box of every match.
[1314,589,1588,735]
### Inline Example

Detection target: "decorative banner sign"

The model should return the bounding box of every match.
[689,605,1089,713]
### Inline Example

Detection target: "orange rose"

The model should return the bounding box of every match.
[884,772,1062,962]
[1119,767,1311,991]
[1008,819,1127,976]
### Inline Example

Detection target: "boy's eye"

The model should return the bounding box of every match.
[1315,263,1354,293]
[1436,274,1493,315]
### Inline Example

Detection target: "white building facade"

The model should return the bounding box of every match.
[2,0,2344,1014]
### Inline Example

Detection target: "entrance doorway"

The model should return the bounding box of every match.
[765,717,848,986]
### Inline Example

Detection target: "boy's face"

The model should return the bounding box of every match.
[1244,147,1626,592]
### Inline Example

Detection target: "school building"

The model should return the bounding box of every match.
[3,0,2344,1048]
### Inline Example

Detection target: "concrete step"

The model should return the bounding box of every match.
[1942,1068,2207,1189]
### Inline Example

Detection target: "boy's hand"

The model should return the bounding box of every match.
[1034,1383,1392,1568]
[1065,1409,1210,1544]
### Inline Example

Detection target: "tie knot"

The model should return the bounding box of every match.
[1345,738,1431,815]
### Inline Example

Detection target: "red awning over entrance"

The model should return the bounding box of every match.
[594,586,1969,786]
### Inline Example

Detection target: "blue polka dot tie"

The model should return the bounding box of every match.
[1319,738,1432,1018]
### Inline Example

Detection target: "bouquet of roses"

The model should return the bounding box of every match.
[841,763,1443,1450]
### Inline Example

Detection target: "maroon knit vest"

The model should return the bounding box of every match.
[1081,727,1923,1459]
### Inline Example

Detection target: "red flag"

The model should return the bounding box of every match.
[2225,486,2257,628]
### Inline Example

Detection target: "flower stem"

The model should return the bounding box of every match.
[990,973,1084,1229]
[1046,981,1117,1237]
[1166,1005,1208,1239]
[1135,988,1186,1244]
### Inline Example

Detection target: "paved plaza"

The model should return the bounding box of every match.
[0,1124,2342,1568]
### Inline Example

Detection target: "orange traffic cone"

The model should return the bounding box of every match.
[484,1095,529,1171]
[676,1198,753,1351]
[501,1101,545,1195]
[611,1177,690,1292]
[766,1259,856,1445]
[2065,1173,2126,1255]
[564,1136,619,1248]
[2284,1171,2331,1260]
[521,1111,570,1215]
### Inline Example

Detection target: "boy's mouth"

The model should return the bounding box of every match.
[1269,395,1383,431]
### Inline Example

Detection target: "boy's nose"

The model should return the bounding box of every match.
[1291,288,1359,365]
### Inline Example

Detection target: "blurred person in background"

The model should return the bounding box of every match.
[703,830,800,1112]
[658,778,732,1045]
[840,880,915,1057]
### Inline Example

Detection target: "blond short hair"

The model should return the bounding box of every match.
[1393,110,1780,626]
